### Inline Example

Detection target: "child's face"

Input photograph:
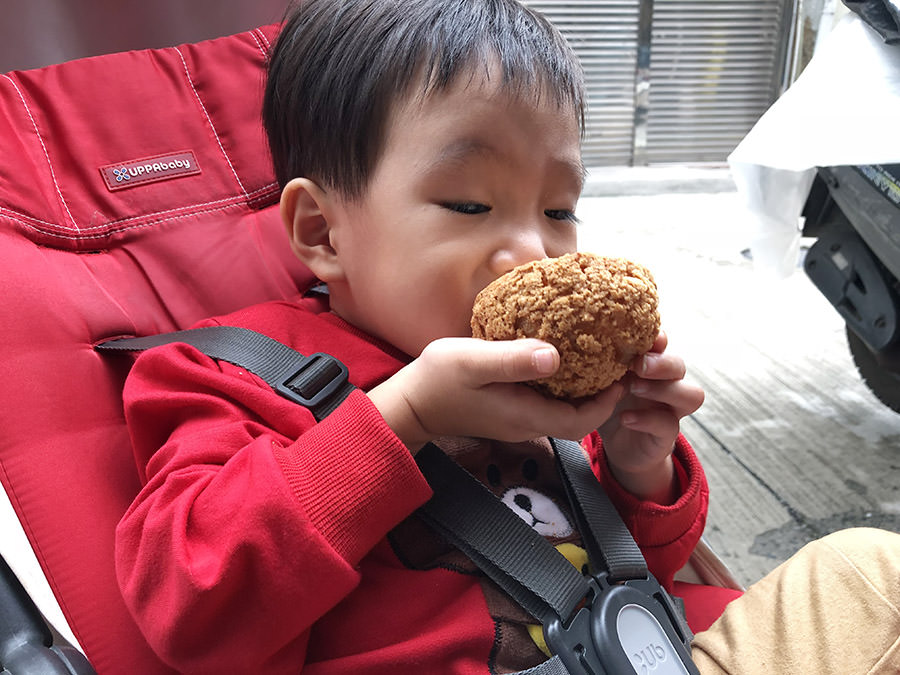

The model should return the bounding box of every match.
[326,70,583,357]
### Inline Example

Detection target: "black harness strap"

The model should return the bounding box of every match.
[96,326,355,421]
[418,440,697,675]
[416,440,651,628]
[416,443,590,626]
[551,438,648,582]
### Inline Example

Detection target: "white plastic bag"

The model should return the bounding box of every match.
[728,13,900,277]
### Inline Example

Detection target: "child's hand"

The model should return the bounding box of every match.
[597,331,704,503]
[368,337,623,454]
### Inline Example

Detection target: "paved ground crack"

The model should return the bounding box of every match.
[689,413,820,536]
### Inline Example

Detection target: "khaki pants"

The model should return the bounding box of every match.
[691,528,900,674]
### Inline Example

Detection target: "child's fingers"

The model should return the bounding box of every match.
[430,338,560,385]
[649,329,668,354]
[629,379,704,418]
[635,351,686,381]
[627,332,667,374]
[387,338,626,447]
[620,407,680,453]
[532,383,624,441]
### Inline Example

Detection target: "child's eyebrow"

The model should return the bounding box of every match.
[561,156,588,189]
[431,138,497,168]
[429,137,586,190]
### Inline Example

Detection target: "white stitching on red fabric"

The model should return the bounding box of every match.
[255,27,272,51]
[0,182,279,239]
[0,191,279,243]
[1,74,80,231]
[1,182,276,233]
[248,29,268,61]
[174,46,250,200]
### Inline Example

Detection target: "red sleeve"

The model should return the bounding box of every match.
[115,342,431,673]
[584,432,708,590]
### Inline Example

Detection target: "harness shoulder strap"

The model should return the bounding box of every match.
[415,441,654,622]
[96,326,355,421]
[415,443,590,626]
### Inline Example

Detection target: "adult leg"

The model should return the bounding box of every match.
[691,527,900,674]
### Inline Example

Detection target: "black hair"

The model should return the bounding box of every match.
[263,0,585,197]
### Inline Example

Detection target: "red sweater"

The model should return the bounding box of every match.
[116,295,710,673]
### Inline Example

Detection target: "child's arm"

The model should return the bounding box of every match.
[588,330,708,587]
[368,337,625,453]
[117,342,432,672]
[597,331,704,502]
[588,431,709,589]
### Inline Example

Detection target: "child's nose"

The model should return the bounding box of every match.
[489,227,549,276]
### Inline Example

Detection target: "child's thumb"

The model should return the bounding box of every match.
[471,339,559,383]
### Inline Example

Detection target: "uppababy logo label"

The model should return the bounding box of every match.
[100,151,201,191]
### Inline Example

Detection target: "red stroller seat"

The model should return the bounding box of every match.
[0,24,315,673]
[0,22,741,675]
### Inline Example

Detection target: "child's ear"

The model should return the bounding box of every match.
[280,177,345,282]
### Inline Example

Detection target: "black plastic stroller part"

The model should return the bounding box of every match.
[0,555,95,675]
[803,165,900,360]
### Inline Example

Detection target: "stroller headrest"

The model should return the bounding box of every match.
[0,25,281,251]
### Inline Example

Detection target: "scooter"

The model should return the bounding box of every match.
[729,0,900,412]
[802,162,900,411]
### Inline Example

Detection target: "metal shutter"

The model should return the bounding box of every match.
[525,1,642,166]
[646,0,792,164]
[523,1,793,167]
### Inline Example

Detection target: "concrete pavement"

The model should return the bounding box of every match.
[576,189,900,586]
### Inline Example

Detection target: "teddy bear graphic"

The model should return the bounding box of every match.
[500,484,574,538]
[388,436,589,673]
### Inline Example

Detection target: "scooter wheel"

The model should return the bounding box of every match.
[846,325,900,414]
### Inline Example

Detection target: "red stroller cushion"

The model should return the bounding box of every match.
[0,24,314,674]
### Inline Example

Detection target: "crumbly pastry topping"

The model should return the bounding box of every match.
[471,252,660,399]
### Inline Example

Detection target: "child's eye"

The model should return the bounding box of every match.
[443,202,491,215]
[545,209,579,223]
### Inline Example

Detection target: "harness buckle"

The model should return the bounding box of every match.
[544,574,698,675]
[275,352,350,409]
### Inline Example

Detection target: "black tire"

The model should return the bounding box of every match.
[846,325,900,413]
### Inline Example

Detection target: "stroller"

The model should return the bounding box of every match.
[0,21,741,674]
